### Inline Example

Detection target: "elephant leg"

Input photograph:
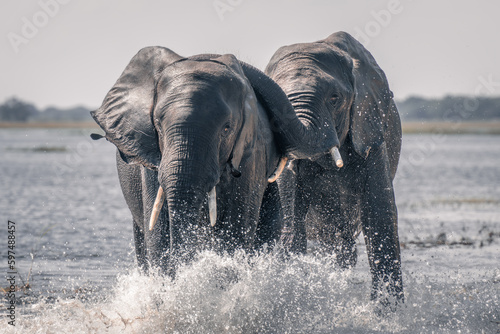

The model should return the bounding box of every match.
[132,221,147,272]
[255,181,283,250]
[385,100,402,180]
[290,160,315,254]
[116,150,149,271]
[360,143,403,305]
[332,235,357,268]
[211,156,266,255]
[293,190,309,254]
[315,218,359,269]
[308,188,360,269]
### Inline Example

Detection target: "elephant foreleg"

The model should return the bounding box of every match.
[288,160,313,254]
[133,221,148,272]
[116,150,149,271]
[360,143,404,307]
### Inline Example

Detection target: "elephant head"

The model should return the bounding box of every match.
[91,47,330,273]
[265,31,398,165]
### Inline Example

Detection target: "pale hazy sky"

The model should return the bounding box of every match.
[1,0,499,109]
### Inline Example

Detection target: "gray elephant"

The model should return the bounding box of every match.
[265,32,404,307]
[91,47,332,276]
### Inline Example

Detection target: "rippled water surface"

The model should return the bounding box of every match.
[0,128,499,333]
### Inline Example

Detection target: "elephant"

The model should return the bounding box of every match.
[90,47,334,276]
[265,31,404,307]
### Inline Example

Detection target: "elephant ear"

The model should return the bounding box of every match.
[323,31,395,159]
[213,54,259,171]
[91,47,183,169]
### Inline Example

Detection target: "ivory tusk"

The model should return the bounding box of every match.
[330,147,344,168]
[149,186,165,231]
[268,157,288,183]
[208,186,217,227]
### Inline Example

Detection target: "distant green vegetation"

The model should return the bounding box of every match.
[0,97,93,123]
[396,95,500,121]
[6,146,67,152]
[1,95,499,124]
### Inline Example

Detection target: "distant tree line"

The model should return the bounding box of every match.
[396,96,500,121]
[0,97,93,123]
[1,96,499,123]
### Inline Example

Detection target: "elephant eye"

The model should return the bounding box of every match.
[221,123,231,137]
[329,95,341,108]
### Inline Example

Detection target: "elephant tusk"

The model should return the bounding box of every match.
[268,157,288,183]
[208,186,217,227]
[330,147,344,168]
[149,186,165,231]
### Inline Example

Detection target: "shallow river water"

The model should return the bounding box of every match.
[0,128,499,333]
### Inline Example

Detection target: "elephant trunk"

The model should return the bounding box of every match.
[290,95,343,167]
[155,133,220,274]
[240,63,338,160]
[164,181,206,272]
[148,183,217,231]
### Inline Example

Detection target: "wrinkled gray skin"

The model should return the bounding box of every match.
[266,32,404,307]
[91,47,333,276]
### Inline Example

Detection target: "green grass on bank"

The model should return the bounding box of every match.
[401,121,500,134]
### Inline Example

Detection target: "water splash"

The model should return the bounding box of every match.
[5,251,498,333]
